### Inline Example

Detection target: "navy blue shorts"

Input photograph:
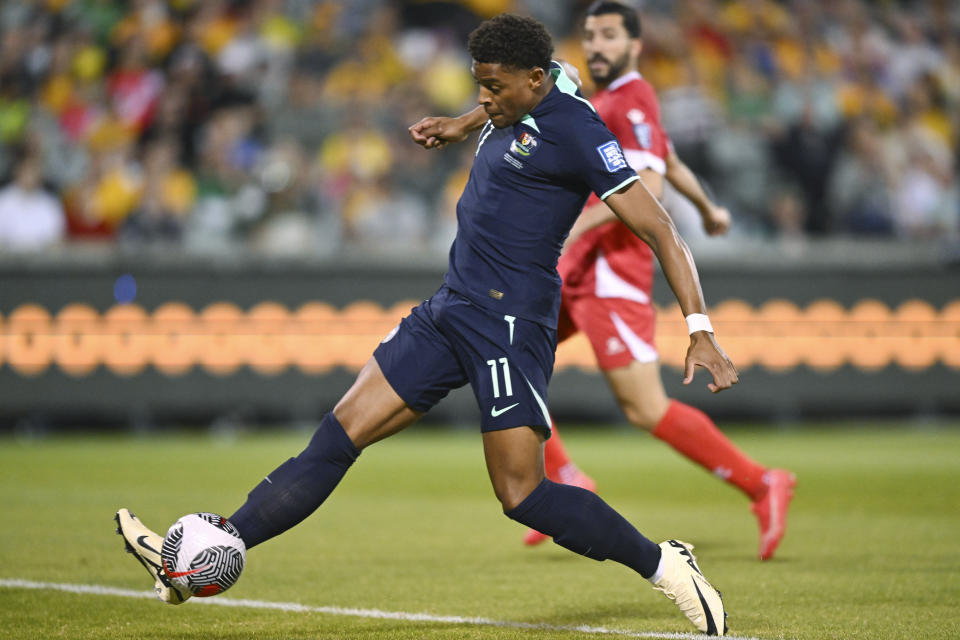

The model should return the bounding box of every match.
[374,285,556,433]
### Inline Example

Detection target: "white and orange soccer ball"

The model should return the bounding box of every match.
[160,512,246,597]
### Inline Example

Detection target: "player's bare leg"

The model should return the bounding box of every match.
[522,307,597,546]
[605,359,796,560]
[488,425,726,635]
[522,425,597,546]
[482,426,547,510]
[521,356,663,547]
[603,359,670,430]
[334,357,423,449]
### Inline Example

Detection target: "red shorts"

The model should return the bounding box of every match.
[557,292,658,371]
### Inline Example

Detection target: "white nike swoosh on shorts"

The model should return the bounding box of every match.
[490,403,519,417]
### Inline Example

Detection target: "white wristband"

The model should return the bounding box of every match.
[685,313,714,335]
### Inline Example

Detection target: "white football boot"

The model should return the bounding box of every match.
[115,508,191,605]
[653,540,727,636]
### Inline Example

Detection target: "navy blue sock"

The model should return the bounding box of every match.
[229,413,360,549]
[506,479,661,578]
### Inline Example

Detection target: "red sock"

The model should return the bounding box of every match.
[652,400,768,500]
[544,422,583,484]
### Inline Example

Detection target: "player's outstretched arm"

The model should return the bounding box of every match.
[604,180,738,392]
[409,106,488,149]
[664,149,731,236]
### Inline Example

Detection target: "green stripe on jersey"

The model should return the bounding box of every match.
[520,63,595,132]
[550,61,596,112]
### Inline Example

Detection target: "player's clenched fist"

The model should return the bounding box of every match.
[410,106,487,150]
[702,205,732,236]
[408,116,463,149]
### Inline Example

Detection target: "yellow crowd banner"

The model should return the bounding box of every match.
[0,298,958,377]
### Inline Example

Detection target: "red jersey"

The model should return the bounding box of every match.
[559,71,671,304]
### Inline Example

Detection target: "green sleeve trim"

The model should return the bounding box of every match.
[600,175,640,201]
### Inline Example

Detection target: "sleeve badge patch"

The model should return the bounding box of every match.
[597,140,628,173]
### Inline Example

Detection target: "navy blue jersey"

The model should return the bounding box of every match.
[444,62,640,328]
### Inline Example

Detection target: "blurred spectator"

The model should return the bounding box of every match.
[120,136,195,244]
[770,96,843,235]
[0,74,31,146]
[706,113,774,228]
[888,15,943,99]
[827,118,896,235]
[0,152,66,250]
[431,144,473,253]
[343,175,430,251]
[767,186,807,237]
[657,60,724,179]
[106,37,164,134]
[0,0,955,257]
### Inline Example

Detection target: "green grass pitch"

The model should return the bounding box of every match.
[1,422,959,639]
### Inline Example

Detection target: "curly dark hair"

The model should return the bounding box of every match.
[467,14,553,71]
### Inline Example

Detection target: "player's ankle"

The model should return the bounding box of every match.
[747,471,771,501]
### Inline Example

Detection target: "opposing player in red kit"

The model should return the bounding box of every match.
[410,1,795,561]
[535,1,795,560]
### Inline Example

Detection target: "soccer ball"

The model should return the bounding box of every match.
[160,512,246,597]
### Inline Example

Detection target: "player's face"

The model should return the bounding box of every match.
[471,61,545,128]
[582,14,640,86]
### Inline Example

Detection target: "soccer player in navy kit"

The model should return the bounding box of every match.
[417,2,795,561]
[117,14,734,636]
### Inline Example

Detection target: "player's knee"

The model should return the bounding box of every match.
[621,401,660,431]
[495,488,527,512]
[494,478,540,512]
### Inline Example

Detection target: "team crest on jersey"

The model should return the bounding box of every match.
[596,140,628,173]
[509,132,539,157]
[627,109,652,149]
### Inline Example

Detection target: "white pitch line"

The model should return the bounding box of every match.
[0,578,761,640]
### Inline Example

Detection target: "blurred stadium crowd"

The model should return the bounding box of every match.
[0,0,958,256]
